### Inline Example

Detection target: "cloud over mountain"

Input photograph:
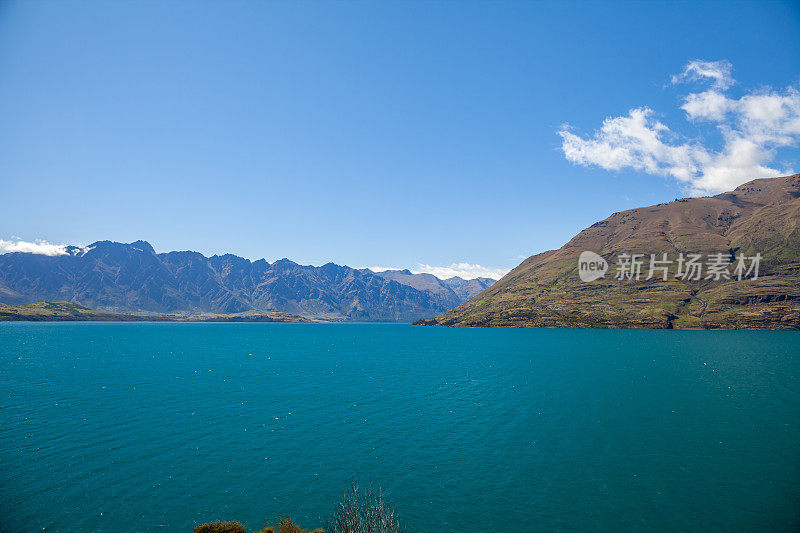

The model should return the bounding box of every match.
[370,262,509,280]
[0,239,71,256]
[559,60,799,195]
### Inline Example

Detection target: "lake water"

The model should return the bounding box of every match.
[0,323,798,532]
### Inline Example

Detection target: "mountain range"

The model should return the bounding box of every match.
[418,174,800,329]
[0,242,494,322]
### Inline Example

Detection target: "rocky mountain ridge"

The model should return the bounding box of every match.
[0,242,494,322]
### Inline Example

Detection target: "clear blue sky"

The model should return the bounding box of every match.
[1,0,798,277]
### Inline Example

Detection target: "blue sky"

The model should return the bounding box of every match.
[1,0,798,278]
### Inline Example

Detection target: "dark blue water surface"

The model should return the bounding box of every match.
[1,323,798,532]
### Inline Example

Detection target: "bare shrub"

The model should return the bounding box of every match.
[328,484,402,533]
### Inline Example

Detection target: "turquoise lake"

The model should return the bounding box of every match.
[0,323,798,532]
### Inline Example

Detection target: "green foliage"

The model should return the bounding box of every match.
[194,521,247,533]
[278,517,308,533]
[255,517,322,533]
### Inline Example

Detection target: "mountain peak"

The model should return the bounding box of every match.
[271,258,299,268]
[129,240,155,254]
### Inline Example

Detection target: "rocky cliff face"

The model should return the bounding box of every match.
[417,174,800,329]
[0,243,487,322]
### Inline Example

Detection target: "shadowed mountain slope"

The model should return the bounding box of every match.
[417,174,800,329]
[367,269,495,310]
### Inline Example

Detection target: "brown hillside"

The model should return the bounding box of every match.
[417,174,800,329]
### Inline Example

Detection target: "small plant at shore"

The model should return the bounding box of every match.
[194,521,247,533]
[276,517,306,533]
[254,517,324,533]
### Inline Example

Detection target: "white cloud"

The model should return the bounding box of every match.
[559,60,799,195]
[369,262,510,280]
[0,238,89,256]
[413,262,509,280]
[0,239,69,256]
[671,59,735,90]
[681,90,734,121]
[559,108,699,183]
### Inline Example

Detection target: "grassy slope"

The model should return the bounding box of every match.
[417,175,800,330]
[0,301,324,323]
